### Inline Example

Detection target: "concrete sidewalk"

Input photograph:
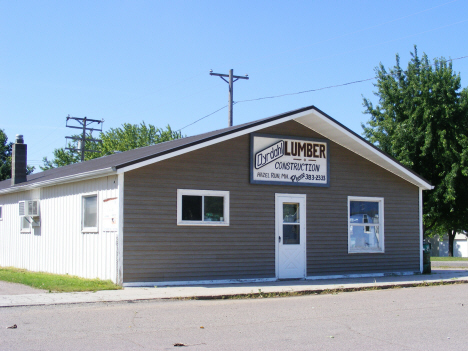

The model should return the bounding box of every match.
[1,269,467,308]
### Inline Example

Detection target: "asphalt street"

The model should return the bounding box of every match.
[1,283,467,350]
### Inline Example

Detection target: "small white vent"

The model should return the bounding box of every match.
[19,200,40,217]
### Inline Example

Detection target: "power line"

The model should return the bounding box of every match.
[65,116,104,162]
[177,54,468,131]
[177,105,228,131]
[236,55,468,104]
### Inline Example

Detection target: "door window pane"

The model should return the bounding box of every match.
[204,196,224,222]
[83,195,97,228]
[182,195,202,221]
[283,224,300,244]
[283,203,299,223]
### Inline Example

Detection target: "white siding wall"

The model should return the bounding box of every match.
[429,235,468,258]
[0,175,119,282]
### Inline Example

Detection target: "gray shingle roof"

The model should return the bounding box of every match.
[0,106,314,191]
[0,105,431,192]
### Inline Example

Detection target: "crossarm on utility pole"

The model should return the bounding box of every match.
[210,69,249,127]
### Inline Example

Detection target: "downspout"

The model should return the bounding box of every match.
[419,187,423,273]
[117,173,125,285]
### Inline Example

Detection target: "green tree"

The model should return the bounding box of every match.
[0,129,35,180]
[362,47,468,256]
[41,123,183,171]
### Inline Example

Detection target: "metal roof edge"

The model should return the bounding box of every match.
[0,167,115,195]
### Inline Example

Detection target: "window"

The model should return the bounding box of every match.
[177,189,229,226]
[20,216,31,233]
[82,194,98,232]
[348,197,384,253]
[0,205,2,220]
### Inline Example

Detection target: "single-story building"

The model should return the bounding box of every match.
[429,234,468,257]
[0,105,433,286]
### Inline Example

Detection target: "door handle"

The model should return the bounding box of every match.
[278,236,281,243]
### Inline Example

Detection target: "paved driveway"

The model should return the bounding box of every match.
[0,281,46,295]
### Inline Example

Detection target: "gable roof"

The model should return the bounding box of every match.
[0,105,433,194]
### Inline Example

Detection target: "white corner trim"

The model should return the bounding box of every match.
[419,187,423,273]
[0,167,116,195]
[117,173,124,285]
[116,110,313,174]
[123,277,278,287]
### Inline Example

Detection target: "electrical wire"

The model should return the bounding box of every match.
[236,55,468,104]
[178,54,468,131]
[176,105,228,131]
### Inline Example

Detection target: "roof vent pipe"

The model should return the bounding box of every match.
[11,134,27,185]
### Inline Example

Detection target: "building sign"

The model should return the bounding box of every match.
[250,134,329,187]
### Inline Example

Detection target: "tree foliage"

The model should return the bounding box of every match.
[362,47,468,256]
[0,129,35,181]
[41,123,183,171]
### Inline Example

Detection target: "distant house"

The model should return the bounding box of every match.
[0,105,433,286]
[429,234,468,257]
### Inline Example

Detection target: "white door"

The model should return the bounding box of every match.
[276,194,306,279]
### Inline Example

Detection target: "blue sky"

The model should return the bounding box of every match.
[1,0,467,171]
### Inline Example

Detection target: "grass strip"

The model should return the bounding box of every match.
[430,257,468,261]
[175,279,468,301]
[0,267,122,292]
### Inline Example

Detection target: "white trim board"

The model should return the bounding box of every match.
[305,271,418,281]
[123,277,278,287]
[116,107,432,190]
[123,272,419,287]
[0,106,432,194]
[295,111,433,190]
[116,111,312,174]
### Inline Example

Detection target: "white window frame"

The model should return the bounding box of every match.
[348,196,384,254]
[177,189,230,226]
[82,193,99,233]
[20,216,31,233]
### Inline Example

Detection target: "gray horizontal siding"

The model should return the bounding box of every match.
[123,120,420,283]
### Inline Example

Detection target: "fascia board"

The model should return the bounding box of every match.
[116,110,313,174]
[295,111,433,190]
[0,168,116,195]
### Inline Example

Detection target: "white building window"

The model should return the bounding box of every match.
[0,205,2,220]
[82,194,98,232]
[177,189,229,226]
[20,216,31,233]
[348,197,384,253]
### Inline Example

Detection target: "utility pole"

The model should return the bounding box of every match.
[210,69,249,127]
[65,116,104,162]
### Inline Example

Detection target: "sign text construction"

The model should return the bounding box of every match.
[250,134,329,187]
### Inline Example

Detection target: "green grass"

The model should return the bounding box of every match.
[430,257,468,261]
[0,267,122,292]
